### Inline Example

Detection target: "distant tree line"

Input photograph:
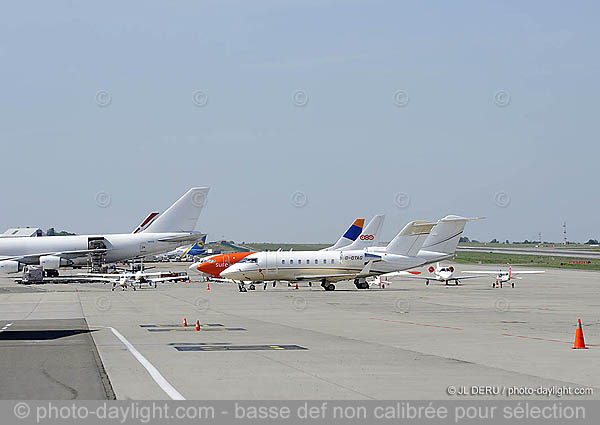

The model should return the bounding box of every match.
[460,236,599,245]
[46,228,76,236]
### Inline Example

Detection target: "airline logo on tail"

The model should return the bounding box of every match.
[132,212,160,234]
[184,235,207,256]
[342,219,365,242]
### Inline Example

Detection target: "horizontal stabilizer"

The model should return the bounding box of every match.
[385,221,436,256]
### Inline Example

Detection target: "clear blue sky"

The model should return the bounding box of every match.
[1,1,598,243]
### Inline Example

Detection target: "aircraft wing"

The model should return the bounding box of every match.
[462,271,502,274]
[3,248,108,263]
[78,271,139,280]
[156,233,206,243]
[510,270,545,275]
[295,262,374,282]
[453,275,488,280]
[295,273,358,280]
[147,275,188,283]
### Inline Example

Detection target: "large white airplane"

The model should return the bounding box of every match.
[0,187,209,276]
[462,265,544,288]
[222,215,478,290]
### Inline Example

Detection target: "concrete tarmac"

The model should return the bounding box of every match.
[0,264,599,400]
[0,318,114,399]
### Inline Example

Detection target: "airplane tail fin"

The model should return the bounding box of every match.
[385,221,436,256]
[132,212,160,234]
[183,235,207,256]
[143,187,210,233]
[419,215,482,256]
[344,215,385,250]
[323,218,365,251]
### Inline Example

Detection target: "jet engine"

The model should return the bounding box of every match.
[39,255,71,269]
[0,260,20,274]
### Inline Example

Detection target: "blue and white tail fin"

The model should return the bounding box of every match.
[143,187,210,233]
[323,218,365,251]
[385,221,436,256]
[132,212,160,233]
[344,215,385,250]
[184,235,207,256]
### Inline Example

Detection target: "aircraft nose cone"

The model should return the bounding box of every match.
[221,267,239,279]
[189,262,201,271]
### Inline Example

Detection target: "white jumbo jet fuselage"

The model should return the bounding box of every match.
[0,187,209,274]
[0,232,195,266]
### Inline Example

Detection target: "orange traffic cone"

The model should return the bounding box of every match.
[207,282,210,291]
[183,318,187,327]
[195,320,200,331]
[572,318,588,349]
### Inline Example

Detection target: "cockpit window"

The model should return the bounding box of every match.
[240,257,258,264]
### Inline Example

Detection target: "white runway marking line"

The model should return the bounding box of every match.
[107,326,185,400]
[0,323,13,333]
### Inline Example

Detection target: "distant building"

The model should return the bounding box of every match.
[0,227,43,238]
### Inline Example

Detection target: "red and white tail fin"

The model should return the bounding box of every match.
[132,212,160,233]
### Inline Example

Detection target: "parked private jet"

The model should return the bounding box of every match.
[401,262,485,285]
[190,216,383,290]
[222,215,479,290]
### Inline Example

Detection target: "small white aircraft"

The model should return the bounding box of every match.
[402,263,486,285]
[80,270,189,291]
[462,265,544,288]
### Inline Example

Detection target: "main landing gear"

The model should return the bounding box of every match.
[321,279,336,291]
[354,278,369,290]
